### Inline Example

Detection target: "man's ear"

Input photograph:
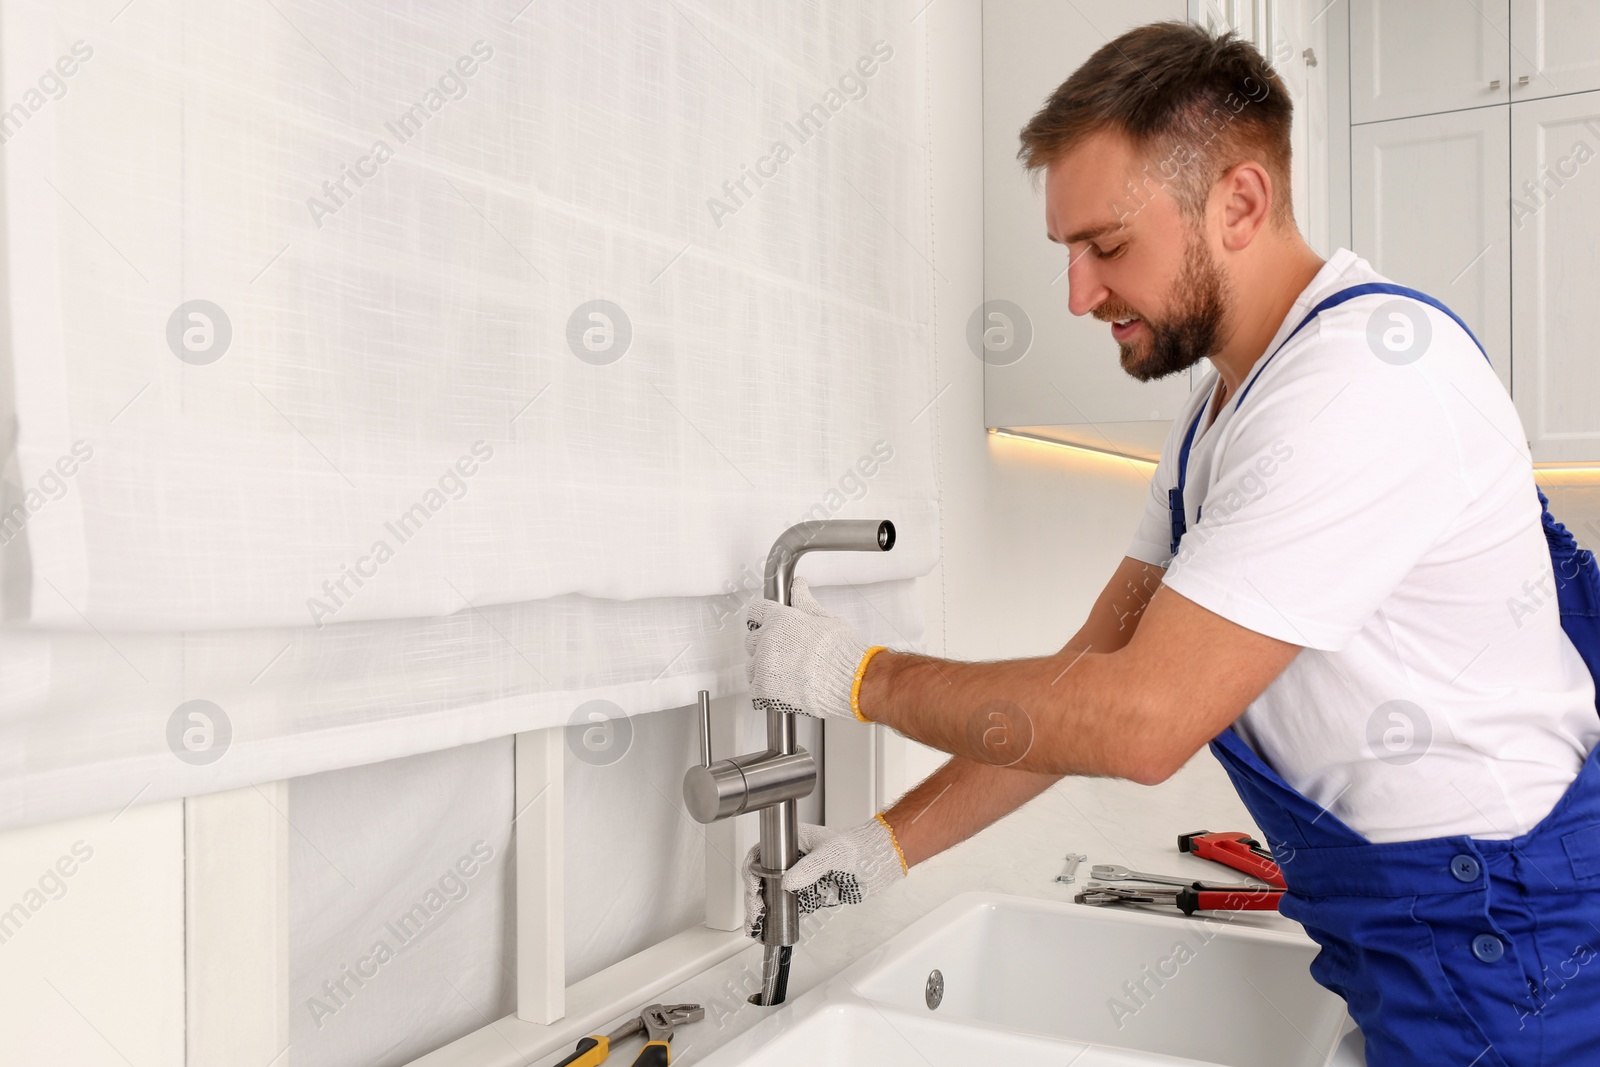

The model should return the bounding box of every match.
[1213,160,1273,252]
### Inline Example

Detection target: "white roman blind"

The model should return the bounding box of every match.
[0,0,937,830]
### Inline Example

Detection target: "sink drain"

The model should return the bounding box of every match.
[925,968,944,1010]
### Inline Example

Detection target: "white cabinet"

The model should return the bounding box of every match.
[1351,107,1511,387]
[1511,0,1600,101]
[1510,90,1600,463]
[1350,0,1508,124]
[1344,1,1600,461]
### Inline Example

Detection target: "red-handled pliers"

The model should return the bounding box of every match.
[1172,884,1282,914]
[1076,881,1283,914]
[1178,830,1285,888]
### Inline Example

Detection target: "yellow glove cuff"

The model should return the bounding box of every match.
[851,646,887,723]
[875,811,909,875]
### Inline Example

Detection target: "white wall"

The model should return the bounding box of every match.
[889,0,1181,795]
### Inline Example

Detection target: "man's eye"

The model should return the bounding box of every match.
[1098,244,1127,260]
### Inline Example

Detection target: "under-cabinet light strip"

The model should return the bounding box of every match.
[988,427,1159,469]
[990,429,1600,479]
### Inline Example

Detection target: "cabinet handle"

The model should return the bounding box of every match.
[1517,75,1530,86]
[1489,79,1501,90]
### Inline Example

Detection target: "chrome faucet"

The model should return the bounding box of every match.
[683,519,896,1005]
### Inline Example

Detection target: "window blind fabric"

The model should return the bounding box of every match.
[1,577,924,830]
[0,0,935,831]
[289,736,516,1067]
[562,702,710,989]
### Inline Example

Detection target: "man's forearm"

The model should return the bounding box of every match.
[860,647,1153,780]
[860,557,1159,779]
[884,756,1062,868]
[856,580,1298,783]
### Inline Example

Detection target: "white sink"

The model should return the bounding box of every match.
[693,892,1357,1067]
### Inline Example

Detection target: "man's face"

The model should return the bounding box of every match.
[1045,130,1231,381]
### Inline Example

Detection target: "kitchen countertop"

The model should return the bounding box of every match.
[548,749,1310,1066]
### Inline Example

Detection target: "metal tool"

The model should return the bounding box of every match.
[1178,830,1286,888]
[682,519,897,1007]
[554,1003,704,1067]
[1055,852,1087,884]
[1090,863,1264,889]
[1077,882,1283,915]
[1079,883,1166,906]
[636,1003,705,1066]
[1090,863,1193,887]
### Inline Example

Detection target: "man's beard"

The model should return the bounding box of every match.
[1099,237,1230,383]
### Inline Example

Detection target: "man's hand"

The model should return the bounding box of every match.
[742,816,907,939]
[744,577,881,722]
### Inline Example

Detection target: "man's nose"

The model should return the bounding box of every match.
[1066,253,1110,318]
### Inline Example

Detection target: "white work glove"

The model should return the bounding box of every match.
[743,816,908,939]
[744,577,882,722]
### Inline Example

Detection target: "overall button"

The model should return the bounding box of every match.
[1449,854,1481,883]
[1472,934,1504,963]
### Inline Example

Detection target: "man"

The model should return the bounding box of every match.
[741,21,1600,1067]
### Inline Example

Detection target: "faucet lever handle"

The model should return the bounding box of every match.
[697,690,713,767]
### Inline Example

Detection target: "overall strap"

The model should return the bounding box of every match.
[1232,281,1488,410]
[1171,281,1491,559]
[1169,404,1207,555]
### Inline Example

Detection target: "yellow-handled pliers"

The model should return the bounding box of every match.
[554,1003,704,1066]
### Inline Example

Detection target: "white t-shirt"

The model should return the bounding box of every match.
[1128,248,1600,843]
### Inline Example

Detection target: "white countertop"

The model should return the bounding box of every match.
[571,750,1305,1066]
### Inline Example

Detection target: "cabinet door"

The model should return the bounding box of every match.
[1351,107,1512,388]
[1511,0,1600,101]
[1511,91,1600,463]
[1350,0,1509,123]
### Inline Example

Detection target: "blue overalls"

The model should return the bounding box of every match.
[1172,284,1600,1065]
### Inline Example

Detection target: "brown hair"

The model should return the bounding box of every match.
[1018,22,1294,225]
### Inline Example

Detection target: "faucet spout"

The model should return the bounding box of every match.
[762,519,896,606]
